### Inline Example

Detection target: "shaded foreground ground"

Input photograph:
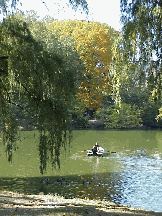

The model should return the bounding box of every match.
[0,191,161,216]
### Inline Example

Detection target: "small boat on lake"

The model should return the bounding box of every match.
[87,146,104,156]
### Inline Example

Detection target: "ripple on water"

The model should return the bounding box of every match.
[114,153,162,212]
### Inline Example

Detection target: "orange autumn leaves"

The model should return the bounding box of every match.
[48,20,112,110]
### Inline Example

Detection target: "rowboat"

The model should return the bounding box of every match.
[87,146,104,156]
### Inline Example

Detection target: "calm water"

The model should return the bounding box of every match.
[0,130,162,212]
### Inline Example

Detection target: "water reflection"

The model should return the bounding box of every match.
[114,152,162,211]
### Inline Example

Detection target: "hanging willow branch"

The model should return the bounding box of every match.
[0,14,79,174]
[120,0,162,118]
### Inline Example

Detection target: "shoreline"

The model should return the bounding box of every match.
[0,190,161,216]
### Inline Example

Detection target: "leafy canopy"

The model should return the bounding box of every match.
[120,0,162,118]
[47,20,114,110]
[0,13,80,174]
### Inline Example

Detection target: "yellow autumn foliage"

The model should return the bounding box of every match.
[47,20,113,110]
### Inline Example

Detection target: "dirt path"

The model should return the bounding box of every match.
[0,191,161,216]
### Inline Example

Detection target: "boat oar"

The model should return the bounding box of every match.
[79,150,87,153]
[79,150,116,153]
[107,151,116,153]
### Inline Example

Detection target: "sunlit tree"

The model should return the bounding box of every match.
[48,20,114,110]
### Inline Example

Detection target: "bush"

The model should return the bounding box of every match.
[104,103,142,129]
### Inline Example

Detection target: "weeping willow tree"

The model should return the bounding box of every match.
[0,14,82,174]
[120,0,162,119]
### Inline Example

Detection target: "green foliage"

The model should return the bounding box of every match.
[95,102,142,129]
[141,102,161,128]
[0,56,8,75]
[120,86,149,107]
[120,85,161,128]
[0,0,17,15]
[105,103,142,129]
[156,108,162,121]
[68,0,88,14]
[71,100,88,129]
[121,0,161,64]
[0,14,80,174]
[120,0,162,109]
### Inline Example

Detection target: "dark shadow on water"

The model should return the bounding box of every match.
[0,172,122,204]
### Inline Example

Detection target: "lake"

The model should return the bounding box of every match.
[0,130,162,212]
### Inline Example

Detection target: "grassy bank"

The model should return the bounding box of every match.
[0,190,161,216]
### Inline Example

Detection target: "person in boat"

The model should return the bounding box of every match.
[92,142,99,154]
